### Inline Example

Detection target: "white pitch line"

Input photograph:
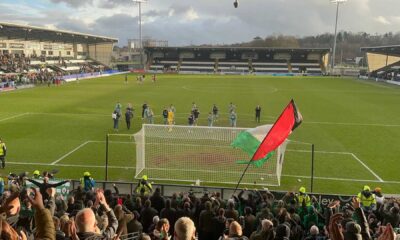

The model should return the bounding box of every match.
[50,140,134,165]
[303,121,400,127]
[51,141,91,165]
[286,149,384,182]
[282,174,379,183]
[286,149,351,155]
[0,112,30,122]
[350,153,384,182]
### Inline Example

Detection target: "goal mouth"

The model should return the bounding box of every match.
[134,124,287,187]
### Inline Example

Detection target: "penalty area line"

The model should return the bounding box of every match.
[50,140,134,165]
[0,112,30,122]
[50,141,91,165]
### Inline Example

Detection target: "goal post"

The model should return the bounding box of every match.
[134,124,288,186]
[105,133,136,181]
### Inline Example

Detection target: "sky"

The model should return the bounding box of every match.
[1,0,400,46]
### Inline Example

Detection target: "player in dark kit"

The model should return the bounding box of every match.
[142,102,148,120]
[255,105,261,123]
[125,108,134,130]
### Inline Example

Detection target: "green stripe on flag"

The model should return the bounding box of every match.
[235,151,274,168]
[231,131,261,157]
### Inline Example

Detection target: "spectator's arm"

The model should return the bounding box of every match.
[352,197,371,240]
[238,189,245,201]
[103,208,118,238]
[49,180,69,188]
[113,184,119,195]
[28,188,56,240]
[328,213,344,240]
[255,190,262,202]
[232,195,239,204]
[27,178,43,188]
[122,204,132,214]
[46,197,56,216]
[96,189,118,239]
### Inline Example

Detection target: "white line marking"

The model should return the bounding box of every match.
[51,141,91,165]
[286,149,351,155]
[50,140,134,165]
[304,121,400,127]
[286,149,384,182]
[0,112,30,122]
[350,153,384,182]
[282,174,380,183]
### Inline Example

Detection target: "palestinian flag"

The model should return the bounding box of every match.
[232,99,302,167]
[232,125,276,167]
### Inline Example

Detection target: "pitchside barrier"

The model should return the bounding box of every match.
[69,180,354,206]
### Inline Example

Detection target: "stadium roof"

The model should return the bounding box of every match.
[145,46,331,53]
[0,22,118,44]
[361,45,400,57]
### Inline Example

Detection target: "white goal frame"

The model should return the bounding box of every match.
[134,124,288,186]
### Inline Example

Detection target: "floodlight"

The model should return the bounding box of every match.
[330,0,347,70]
[133,0,148,67]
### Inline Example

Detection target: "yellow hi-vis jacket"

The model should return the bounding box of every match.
[357,192,376,207]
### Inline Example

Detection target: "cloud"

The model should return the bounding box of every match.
[184,7,199,22]
[97,0,134,9]
[374,16,391,25]
[4,0,400,46]
[49,0,93,8]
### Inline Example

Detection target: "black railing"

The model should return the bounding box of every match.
[70,180,354,206]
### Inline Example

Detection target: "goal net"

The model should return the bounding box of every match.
[134,124,288,186]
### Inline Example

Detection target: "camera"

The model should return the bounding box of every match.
[233,0,238,8]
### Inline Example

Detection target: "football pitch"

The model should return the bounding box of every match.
[0,74,399,195]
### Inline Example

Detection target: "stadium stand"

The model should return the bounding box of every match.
[0,22,118,87]
[361,45,400,82]
[145,47,330,75]
[0,172,394,240]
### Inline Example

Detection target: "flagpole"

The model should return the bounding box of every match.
[233,99,296,195]
[310,144,315,193]
[233,160,253,195]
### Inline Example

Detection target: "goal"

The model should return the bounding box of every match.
[134,124,288,186]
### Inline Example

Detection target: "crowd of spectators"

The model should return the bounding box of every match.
[0,53,106,88]
[0,170,398,240]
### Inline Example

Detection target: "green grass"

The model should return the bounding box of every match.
[1,74,400,195]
